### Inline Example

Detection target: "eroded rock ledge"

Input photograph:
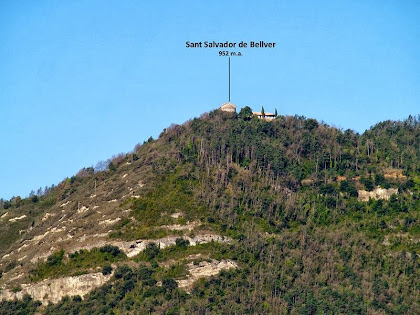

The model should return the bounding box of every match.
[357,187,398,202]
[0,233,232,305]
[178,259,238,293]
[0,272,112,305]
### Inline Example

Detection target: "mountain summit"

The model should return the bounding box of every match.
[1,109,419,314]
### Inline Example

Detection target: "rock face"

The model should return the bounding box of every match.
[27,233,231,263]
[177,259,237,293]
[118,234,230,258]
[0,272,112,305]
[0,233,230,304]
[384,169,406,180]
[357,187,398,202]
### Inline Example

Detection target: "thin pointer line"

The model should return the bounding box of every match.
[229,57,231,102]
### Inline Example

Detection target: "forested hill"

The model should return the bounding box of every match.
[0,109,419,314]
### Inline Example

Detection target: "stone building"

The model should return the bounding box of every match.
[252,111,275,120]
[220,102,237,112]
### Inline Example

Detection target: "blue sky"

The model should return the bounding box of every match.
[0,0,419,200]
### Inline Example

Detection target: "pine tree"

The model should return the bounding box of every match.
[261,106,265,117]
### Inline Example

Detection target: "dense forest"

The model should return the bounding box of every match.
[1,109,419,314]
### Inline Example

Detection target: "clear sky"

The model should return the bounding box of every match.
[1,1,419,200]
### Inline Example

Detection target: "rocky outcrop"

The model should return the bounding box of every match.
[22,233,230,277]
[28,233,231,262]
[0,272,112,305]
[177,259,238,293]
[384,169,406,180]
[119,234,231,258]
[357,187,398,202]
[1,234,231,304]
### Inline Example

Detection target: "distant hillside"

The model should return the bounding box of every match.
[1,109,419,314]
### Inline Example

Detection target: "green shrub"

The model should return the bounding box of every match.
[99,245,122,257]
[47,250,65,267]
[30,246,126,282]
[162,278,178,291]
[374,174,386,187]
[12,285,22,293]
[5,260,17,272]
[361,176,374,191]
[175,238,190,249]
[138,266,154,280]
[114,265,133,280]
[143,243,160,260]
[102,265,113,275]
[304,118,319,130]
[108,162,116,171]
[73,295,82,302]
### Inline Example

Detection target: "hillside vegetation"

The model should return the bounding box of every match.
[0,109,419,314]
